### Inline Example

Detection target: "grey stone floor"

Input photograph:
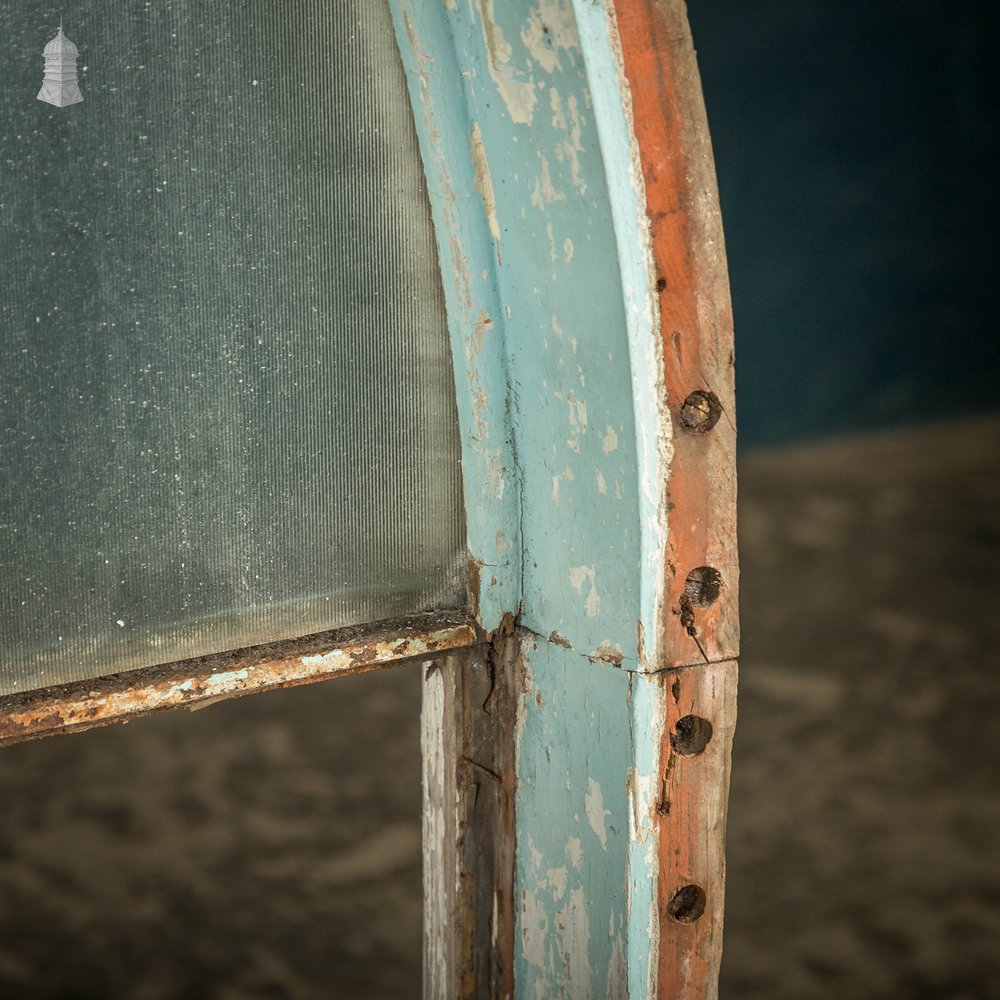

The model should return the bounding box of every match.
[0,417,997,998]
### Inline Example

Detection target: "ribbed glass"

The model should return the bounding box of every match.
[0,1,465,695]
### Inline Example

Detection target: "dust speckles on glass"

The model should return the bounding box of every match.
[2,2,464,695]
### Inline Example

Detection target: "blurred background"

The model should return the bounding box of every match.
[690,0,1000,448]
[2,1,1000,997]
[689,2,1000,996]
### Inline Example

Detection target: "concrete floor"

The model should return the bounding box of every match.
[0,417,997,998]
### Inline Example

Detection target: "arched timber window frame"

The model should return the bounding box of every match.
[394,1,738,996]
[0,1,737,996]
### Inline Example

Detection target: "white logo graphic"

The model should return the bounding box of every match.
[37,19,83,108]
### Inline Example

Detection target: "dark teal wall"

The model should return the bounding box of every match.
[687,1,1000,447]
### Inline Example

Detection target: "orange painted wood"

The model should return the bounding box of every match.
[655,660,737,998]
[613,2,740,996]
[613,0,739,669]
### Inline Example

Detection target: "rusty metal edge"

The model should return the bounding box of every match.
[0,610,482,748]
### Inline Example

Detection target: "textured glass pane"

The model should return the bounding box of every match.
[0,1,465,695]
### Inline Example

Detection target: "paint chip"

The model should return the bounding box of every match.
[470,121,502,257]
[567,837,583,869]
[585,778,611,850]
[602,425,619,454]
[569,565,600,618]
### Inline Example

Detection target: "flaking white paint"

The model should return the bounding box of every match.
[203,668,250,689]
[602,425,618,454]
[530,152,565,209]
[477,0,537,124]
[521,2,580,74]
[546,866,568,901]
[567,836,583,870]
[521,886,552,982]
[566,390,587,428]
[606,912,627,998]
[584,777,611,851]
[568,564,600,618]
[471,119,502,250]
[557,887,593,999]
[627,767,658,845]
[529,836,544,870]
[546,221,558,262]
[486,446,507,500]
[558,94,587,195]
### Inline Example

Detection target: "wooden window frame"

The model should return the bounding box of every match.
[398,2,738,995]
[0,612,477,747]
[0,2,738,996]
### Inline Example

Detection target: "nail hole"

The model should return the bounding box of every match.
[667,884,707,923]
[670,715,713,756]
[684,566,722,608]
[656,276,668,293]
[679,389,722,432]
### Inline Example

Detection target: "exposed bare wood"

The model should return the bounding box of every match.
[396,1,739,994]
[655,659,737,999]
[423,652,462,1000]
[0,612,479,748]
[608,2,740,995]
[422,624,516,999]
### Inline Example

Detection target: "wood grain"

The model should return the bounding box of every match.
[613,2,740,994]
[422,633,515,999]
[613,0,739,668]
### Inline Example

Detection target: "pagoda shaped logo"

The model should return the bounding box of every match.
[37,20,83,107]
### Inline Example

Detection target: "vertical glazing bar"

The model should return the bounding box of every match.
[421,642,515,998]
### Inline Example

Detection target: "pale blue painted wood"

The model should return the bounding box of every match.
[463,1,644,665]
[572,3,671,667]
[390,2,672,996]
[627,672,668,997]
[393,0,652,662]
[388,0,521,632]
[516,654,668,998]
[515,639,631,996]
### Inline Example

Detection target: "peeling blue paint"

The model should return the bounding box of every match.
[471,0,643,662]
[572,3,671,665]
[389,0,521,632]
[392,0,656,661]
[516,639,630,998]
[390,2,672,995]
[627,673,667,998]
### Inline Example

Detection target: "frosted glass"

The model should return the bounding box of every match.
[0,1,466,695]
